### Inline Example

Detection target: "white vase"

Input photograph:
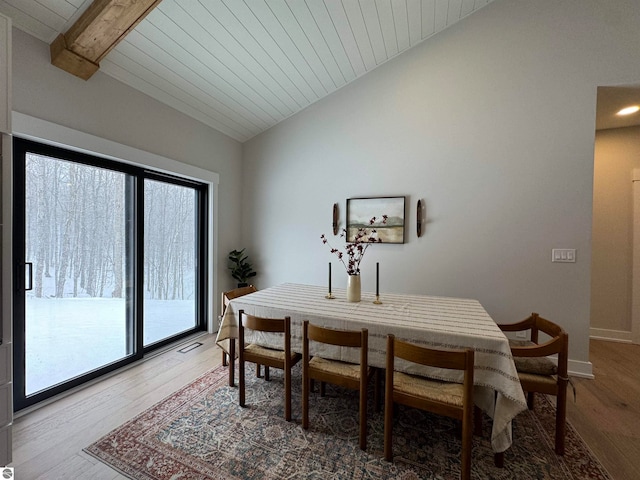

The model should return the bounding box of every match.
[347,274,361,302]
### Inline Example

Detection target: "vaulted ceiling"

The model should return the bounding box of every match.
[1,0,639,141]
[0,0,498,141]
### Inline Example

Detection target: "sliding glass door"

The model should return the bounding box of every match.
[13,138,207,410]
[21,151,134,397]
[143,178,201,346]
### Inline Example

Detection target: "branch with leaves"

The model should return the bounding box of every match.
[321,215,388,275]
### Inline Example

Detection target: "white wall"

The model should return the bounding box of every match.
[10,28,245,298]
[591,126,640,336]
[242,0,640,370]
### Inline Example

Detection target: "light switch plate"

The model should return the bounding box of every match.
[552,248,576,263]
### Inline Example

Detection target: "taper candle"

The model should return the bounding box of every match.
[329,262,332,293]
[376,262,379,296]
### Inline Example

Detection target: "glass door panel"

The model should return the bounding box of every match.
[23,152,134,396]
[14,138,207,411]
[143,179,198,346]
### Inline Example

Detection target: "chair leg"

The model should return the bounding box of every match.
[359,377,367,450]
[256,363,261,377]
[461,406,473,480]
[265,366,270,381]
[383,399,393,461]
[222,350,228,367]
[302,373,310,430]
[494,451,504,468]
[384,366,393,461]
[239,355,245,407]
[556,382,568,455]
[374,368,381,412]
[285,366,292,421]
[228,339,236,387]
[527,391,535,410]
[474,405,483,436]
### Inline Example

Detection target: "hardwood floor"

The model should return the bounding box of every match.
[9,333,223,479]
[7,336,640,479]
[566,339,640,480]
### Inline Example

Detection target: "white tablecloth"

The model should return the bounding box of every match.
[216,283,527,452]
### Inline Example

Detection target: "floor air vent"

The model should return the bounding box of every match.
[178,342,203,353]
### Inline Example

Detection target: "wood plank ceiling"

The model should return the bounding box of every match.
[1,0,497,141]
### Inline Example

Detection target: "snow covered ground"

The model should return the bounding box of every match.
[25,297,195,394]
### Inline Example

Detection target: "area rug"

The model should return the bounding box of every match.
[85,364,611,479]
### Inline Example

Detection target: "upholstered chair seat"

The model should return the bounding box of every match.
[393,371,465,407]
[245,344,299,363]
[509,339,558,376]
[308,356,362,380]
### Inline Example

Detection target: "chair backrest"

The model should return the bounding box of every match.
[306,322,365,348]
[501,312,569,377]
[303,321,367,372]
[535,314,569,378]
[239,309,292,357]
[532,313,564,340]
[221,285,257,316]
[500,312,565,343]
[241,310,287,334]
[386,334,474,384]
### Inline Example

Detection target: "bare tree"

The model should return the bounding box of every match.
[55,163,78,298]
[24,156,197,302]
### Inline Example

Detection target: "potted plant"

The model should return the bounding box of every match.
[228,248,257,287]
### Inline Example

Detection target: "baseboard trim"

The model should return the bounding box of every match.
[589,327,632,343]
[568,359,593,379]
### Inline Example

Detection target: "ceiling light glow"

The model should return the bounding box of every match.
[617,105,640,116]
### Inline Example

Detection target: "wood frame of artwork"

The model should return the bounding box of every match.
[346,196,405,244]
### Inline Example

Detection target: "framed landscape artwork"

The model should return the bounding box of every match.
[346,196,405,244]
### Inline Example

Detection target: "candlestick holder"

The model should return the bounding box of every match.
[373,295,382,304]
[325,292,335,299]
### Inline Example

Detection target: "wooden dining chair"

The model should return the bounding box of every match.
[302,320,379,450]
[384,334,475,480]
[221,285,257,367]
[238,309,301,421]
[494,312,569,466]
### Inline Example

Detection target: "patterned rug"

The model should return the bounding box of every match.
[85,364,611,479]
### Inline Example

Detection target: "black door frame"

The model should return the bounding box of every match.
[12,137,208,411]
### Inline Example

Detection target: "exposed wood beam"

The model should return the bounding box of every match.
[50,0,162,80]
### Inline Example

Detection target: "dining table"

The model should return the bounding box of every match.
[215,282,528,453]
